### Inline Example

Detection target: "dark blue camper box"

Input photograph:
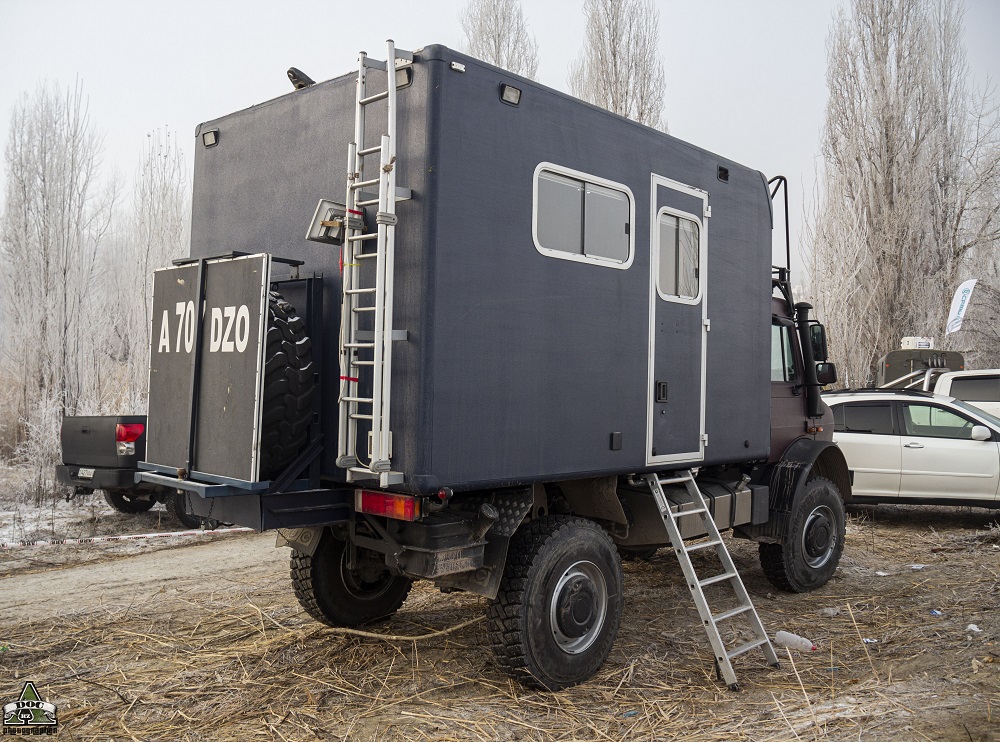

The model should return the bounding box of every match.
[190,44,772,494]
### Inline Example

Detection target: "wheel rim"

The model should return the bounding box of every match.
[549,560,608,655]
[801,504,837,569]
[338,548,396,602]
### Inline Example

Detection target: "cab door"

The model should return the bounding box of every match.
[647,175,707,465]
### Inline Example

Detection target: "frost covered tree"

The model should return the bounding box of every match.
[0,81,117,425]
[807,0,1000,385]
[98,128,189,411]
[460,0,539,79]
[568,0,667,131]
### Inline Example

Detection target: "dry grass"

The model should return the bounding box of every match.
[2,504,999,740]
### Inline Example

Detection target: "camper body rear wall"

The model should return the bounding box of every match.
[190,45,773,494]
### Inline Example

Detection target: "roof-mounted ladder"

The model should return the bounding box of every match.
[644,471,779,689]
[336,40,412,487]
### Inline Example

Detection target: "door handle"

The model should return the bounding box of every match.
[903,442,924,449]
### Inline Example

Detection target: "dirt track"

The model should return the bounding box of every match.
[2,505,999,740]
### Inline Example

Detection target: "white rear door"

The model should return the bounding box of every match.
[832,401,900,498]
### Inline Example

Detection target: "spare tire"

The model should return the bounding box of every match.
[259,291,315,479]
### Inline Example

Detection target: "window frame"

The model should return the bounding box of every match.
[899,401,979,440]
[531,162,635,270]
[833,401,896,436]
[654,206,705,305]
[770,319,798,383]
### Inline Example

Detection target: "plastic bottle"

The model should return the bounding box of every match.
[774,630,816,651]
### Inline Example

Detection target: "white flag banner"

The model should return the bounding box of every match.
[945,278,977,335]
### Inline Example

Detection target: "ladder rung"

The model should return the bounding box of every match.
[351,360,375,366]
[674,507,708,517]
[712,605,753,623]
[355,198,379,207]
[358,145,381,156]
[699,572,737,588]
[685,539,722,553]
[359,90,389,105]
[727,637,769,660]
[343,396,373,404]
[350,178,380,190]
[658,475,695,486]
[350,413,374,421]
[344,342,375,349]
[355,252,378,259]
[346,287,377,295]
[352,306,376,313]
[348,233,378,242]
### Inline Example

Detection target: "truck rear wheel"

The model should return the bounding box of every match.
[259,291,315,480]
[290,532,411,626]
[167,492,205,529]
[487,516,624,690]
[103,490,155,514]
[759,477,845,593]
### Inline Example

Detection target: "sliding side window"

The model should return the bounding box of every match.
[533,165,633,268]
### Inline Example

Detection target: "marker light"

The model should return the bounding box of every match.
[500,84,521,106]
[356,489,420,521]
[202,129,219,147]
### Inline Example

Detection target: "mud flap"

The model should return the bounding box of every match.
[435,488,534,599]
[276,527,323,556]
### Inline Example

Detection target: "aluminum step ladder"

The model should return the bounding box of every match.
[644,471,778,689]
[337,39,413,487]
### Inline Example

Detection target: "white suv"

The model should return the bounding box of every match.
[823,389,1000,507]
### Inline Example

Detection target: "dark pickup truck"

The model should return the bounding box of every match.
[56,416,203,528]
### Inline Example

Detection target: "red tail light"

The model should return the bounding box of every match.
[116,423,145,443]
[355,489,420,521]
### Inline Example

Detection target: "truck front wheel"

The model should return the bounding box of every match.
[759,476,845,593]
[487,516,624,690]
[290,533,411,627]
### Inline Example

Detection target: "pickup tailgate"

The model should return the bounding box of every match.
[61,415,146,469]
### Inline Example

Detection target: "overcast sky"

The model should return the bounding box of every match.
[1,0,998,272]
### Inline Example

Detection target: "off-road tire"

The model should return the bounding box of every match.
[487,516,624,690]
[760,476,845,593]
[290,532,412,627]
[103,489,155,514]
[259,291,315,480]
[167,491,204,529]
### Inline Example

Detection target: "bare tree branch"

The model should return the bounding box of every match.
[568,0,668,132]
[461,0,539,80]
[806,0,1000,382]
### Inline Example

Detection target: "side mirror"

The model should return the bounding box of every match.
[809,323,829,362]
[971,425,991,442]
[816,362,838,387]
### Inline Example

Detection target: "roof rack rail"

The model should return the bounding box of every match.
[822,387,938,397]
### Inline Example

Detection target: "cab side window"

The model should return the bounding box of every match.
[770,322,797,382]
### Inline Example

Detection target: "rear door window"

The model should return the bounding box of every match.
[834,402,894,435]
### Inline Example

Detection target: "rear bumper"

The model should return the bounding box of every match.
[55,465,139,491]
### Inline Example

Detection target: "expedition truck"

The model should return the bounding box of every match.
[125,43,851,690]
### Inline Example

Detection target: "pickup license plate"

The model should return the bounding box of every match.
[78,467,95,480]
